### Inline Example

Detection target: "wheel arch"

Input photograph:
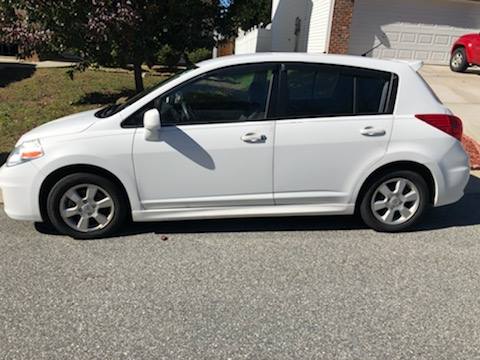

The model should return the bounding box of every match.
[451,43,473,63]
[39,164,133,223]
[354,161,436,213]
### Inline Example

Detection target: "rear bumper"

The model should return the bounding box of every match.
[432,141,470,207]
[0,163,42,221]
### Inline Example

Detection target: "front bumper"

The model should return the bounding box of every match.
[0,162,42,221]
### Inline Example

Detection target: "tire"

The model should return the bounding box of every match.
[450,47,468,73]
[46,173,128,239]
[359,170,429,233]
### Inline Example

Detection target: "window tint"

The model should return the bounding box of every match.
[285,67,354,117]
[159,65,274,125]
[282,64,394,118]
[356,74,391,114]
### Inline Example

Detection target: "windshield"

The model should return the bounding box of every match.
[95,68,194,118]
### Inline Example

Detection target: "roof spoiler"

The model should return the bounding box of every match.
[394,59,424,72]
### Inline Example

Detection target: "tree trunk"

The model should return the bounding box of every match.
[133,62,144,93]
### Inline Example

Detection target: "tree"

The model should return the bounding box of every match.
[0,0,222,92]
[220,0,272,37]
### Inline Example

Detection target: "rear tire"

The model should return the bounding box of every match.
[46,173,127,239]
[359,170,429,232]
[450,48,468,73]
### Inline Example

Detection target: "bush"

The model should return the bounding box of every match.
[156,45,182,68]
[187,48,212,64]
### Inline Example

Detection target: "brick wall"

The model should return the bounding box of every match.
[328,0,355,54]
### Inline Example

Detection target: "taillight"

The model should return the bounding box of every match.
[415,114,463,141]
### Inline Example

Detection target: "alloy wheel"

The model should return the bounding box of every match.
[59,184,115,233]
[370,178,420,226]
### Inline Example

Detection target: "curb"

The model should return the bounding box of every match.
[462,135,480,170]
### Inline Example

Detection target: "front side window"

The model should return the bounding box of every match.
[281,64,394,119]
[158,65,274,125]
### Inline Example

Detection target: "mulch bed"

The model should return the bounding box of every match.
[462,135,480,170]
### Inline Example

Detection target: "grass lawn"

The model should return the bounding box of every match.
[0,67,162,153]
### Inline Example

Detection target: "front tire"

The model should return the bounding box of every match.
[46,173,127,239]
[359,170,429,232]
[450,47,468,73]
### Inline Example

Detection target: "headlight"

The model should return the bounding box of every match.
[6,139,44,167]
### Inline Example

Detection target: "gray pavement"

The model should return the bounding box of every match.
[1,174,480,359]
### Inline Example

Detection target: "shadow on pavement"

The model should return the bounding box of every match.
[35,175,480,238]
[0,63,36,87]
[465,68,480,76]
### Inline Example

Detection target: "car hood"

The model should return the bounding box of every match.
[17,108,100,145]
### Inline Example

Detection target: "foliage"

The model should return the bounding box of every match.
[156,44,182,69]
[0,0,221,91]
[187,48,212,64]
[220,0,272,37]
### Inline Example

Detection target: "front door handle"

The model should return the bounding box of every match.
[360,127,386,137]
[241,133,267,143]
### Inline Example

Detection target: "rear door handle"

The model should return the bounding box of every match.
[241,132,267,143]
[360,127,386,137]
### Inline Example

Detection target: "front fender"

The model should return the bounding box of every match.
[452,39,475,63]
[33,130,142,213]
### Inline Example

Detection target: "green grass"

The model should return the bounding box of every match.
[0,68,162,152]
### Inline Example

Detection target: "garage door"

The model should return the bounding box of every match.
[348,0,480,65]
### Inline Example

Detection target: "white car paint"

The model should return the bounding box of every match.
[0,53,470,227]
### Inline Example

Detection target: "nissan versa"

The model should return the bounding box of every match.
[0,53,470,239]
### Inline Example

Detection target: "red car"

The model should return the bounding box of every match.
[450,33,480,72]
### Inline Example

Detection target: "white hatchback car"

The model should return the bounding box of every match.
[0,53,470,239]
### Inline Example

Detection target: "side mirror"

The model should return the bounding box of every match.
[144,108,161,141]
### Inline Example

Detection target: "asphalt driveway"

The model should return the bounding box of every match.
[2,64,480,359]
[1,174,480,359]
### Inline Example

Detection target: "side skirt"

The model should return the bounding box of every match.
[132,204,355,222]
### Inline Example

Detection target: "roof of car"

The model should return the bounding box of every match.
[197,52,421,73]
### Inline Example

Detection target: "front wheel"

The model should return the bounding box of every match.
[46,173,128,239]
[450,48,468,73]
[359,171,429,232]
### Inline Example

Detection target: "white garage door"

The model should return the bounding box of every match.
[348,0,480,65]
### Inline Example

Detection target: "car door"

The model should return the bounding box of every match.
[273,63,396,205]
[132,64,278,210]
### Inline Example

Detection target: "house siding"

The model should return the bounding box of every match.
[271,0,310,52]
[307,0,334,53]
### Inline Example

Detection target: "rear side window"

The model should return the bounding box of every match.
[356,73,391,114]
[280,63,396,119]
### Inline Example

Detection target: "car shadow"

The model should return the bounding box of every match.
[0,63,36,87]
[35,175,480,239]
[465,68,480,76]
[160,126,216,170]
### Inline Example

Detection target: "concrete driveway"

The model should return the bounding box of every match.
[420,65,480,141]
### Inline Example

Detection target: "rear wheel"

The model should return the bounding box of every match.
[46,173,127,239]
[450,47,468,73]
[359,170,429,232]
